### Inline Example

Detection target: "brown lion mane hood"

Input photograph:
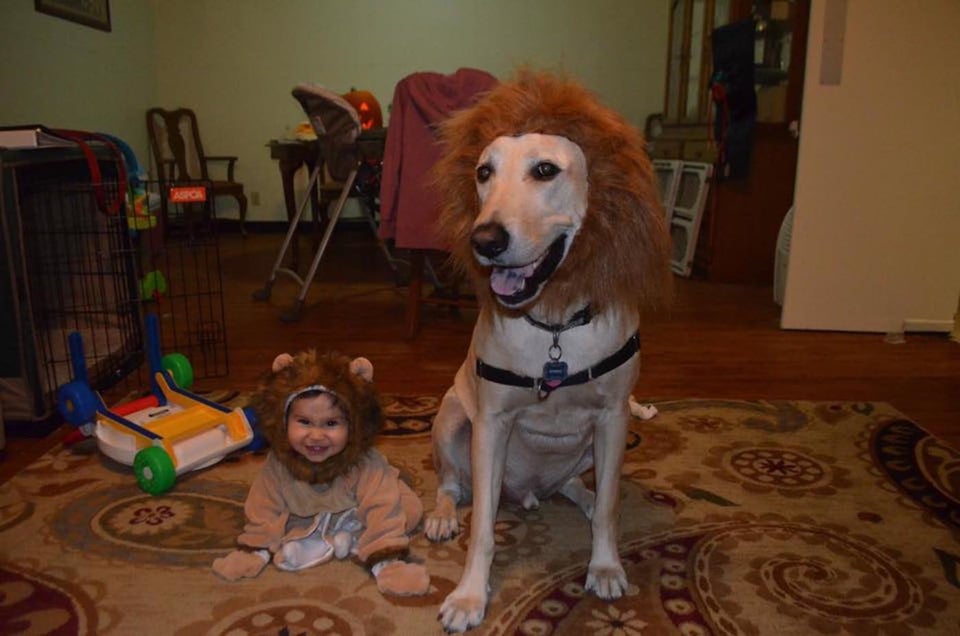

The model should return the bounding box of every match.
[250,350,383,484]
[433,69,672,321]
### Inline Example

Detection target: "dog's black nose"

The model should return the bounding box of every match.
[471,222,510,259]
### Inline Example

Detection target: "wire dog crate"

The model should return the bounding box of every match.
[1,147,141,430]
[138,178,229,381]
[1,145,229,434]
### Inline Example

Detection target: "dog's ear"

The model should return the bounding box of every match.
[271,353,294,373]
[349,357,374,382]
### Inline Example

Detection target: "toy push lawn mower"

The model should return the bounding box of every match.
[57,314,261,495]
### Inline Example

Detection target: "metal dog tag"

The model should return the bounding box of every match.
[542,360,568,385]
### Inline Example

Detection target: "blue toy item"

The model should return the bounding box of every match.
[57,314,259,495]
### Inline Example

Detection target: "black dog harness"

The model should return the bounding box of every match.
[474,305,641,399]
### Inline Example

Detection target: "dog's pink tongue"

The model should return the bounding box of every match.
[490,265,533,296]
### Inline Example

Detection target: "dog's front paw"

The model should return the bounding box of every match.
[585,563,628,600]
[425,514,459,542]
[425,496,460,541]
[438,588,487,633]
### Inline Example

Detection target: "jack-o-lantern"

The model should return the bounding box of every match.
[342,88,383,131]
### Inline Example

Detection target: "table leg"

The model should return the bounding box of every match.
[405,250,425,339]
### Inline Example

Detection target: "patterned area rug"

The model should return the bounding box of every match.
[1,394,959,635]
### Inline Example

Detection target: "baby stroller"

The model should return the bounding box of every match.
[252,84,396,322]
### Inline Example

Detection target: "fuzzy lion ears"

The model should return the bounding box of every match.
[270,353,374,382]
[349,357,374,382]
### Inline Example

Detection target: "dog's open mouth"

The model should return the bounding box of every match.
[488,234,567,307]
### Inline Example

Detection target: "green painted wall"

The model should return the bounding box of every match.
[0,0,157,163]
[1,0,668,222]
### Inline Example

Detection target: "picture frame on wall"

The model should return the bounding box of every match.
[35,0,111,32]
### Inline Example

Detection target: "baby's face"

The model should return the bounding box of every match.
[286,393,348,464]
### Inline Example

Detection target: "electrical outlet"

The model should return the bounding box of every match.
[251,191,261,206]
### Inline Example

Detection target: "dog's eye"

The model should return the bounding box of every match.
[532,162,561,181]
[476,164,493,184]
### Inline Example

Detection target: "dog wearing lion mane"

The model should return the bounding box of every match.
[425,70,672,632]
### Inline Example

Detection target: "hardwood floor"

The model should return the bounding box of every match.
[2,226,957,483]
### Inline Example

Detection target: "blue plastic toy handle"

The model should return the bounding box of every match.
[145,313,168,404]
[68,332,89,384]
[146,313,163,374]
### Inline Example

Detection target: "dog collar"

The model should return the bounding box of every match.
[523,305,592,332]
[522,305,592,388]
[475,332,640,400]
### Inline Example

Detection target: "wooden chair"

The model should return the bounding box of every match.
[146,108,248,234]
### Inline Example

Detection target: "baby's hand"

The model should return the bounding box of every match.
[212,549,269,581]
[373,560,430,596]
[332,531,354,559]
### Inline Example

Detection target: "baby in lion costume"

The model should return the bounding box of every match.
[212,350,429,597]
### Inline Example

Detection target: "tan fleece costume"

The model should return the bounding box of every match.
[212,351,429,596]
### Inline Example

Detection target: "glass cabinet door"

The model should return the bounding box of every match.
[685,0,706,120]
[665,0,733,124]
[752,0,807,125]
[666,0,687,122]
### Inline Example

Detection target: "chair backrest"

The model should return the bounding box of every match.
[378,68,498,251]
[291,85,361,182]
[146,108,209,183]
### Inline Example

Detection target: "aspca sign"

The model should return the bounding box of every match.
[168,186,208,203]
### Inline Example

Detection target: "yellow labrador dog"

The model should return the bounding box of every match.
[426,72,671,633]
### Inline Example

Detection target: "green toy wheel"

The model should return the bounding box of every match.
[133,446,176,495]
[162,353,193,389]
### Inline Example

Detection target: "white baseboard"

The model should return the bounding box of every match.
[901,319,953,333]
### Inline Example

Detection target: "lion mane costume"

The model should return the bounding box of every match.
[435,69,672,320]
[251,350,383,485]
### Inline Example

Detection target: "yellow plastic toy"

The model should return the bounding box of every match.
[57,314,262,495]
